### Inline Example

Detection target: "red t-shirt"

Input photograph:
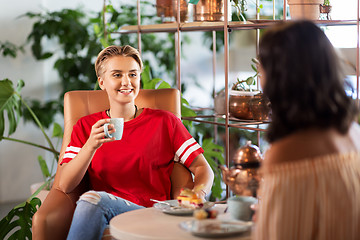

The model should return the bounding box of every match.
[61,108,204,207]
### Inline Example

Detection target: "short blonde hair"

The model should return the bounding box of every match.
[95,45,143,77]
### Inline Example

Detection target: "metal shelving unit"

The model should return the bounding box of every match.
[104,0,360,196]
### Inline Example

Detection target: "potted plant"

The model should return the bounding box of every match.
[319,0,331,20]
[287,0,323,20]
[231,0,270,22]
[229,58,271,120]
[0,79,61,239]
[190,0,271,23]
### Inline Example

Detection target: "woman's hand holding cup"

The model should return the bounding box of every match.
[84,119,116,152]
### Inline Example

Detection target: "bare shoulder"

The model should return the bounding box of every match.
[264,123,360,167]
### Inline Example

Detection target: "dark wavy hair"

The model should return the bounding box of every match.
[259,20,358,143]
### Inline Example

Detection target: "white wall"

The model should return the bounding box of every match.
[0,0,102,203]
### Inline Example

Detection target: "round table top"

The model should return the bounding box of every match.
[110,205,252,240]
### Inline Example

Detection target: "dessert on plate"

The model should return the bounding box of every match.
[177,187,204,209]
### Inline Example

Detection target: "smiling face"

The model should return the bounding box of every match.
[98,55,141,105]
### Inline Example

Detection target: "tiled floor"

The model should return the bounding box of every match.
[0,201,24,219]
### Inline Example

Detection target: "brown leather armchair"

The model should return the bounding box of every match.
[32,89,194,240]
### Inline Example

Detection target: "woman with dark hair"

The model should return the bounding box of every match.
[254,21,360,240]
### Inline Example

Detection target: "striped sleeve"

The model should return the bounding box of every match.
[62,146,81,163]
[174,137,202,167]
[60,117,91,165]
[170,114,204,168]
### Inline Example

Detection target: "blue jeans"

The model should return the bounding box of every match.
[66,191,144,240]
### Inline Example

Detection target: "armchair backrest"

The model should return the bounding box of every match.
[54,89,193,198]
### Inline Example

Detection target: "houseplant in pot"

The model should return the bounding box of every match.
[0,79,61,239]
[229,58,271,121]
[319,0,331,20]
[189,0,268,22]
[287,0,323,20]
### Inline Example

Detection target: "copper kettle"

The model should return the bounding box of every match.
[220,141,263,197]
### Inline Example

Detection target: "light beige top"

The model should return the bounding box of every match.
[253,151,360,240]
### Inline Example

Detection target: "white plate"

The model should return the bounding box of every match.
[153,200,215,216]
[179,219,252,238]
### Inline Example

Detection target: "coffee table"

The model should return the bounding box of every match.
[110,204,252,240]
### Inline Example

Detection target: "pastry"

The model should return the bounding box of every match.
[177,187,204,209]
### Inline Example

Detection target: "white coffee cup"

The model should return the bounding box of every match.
[104,118,124,140]
[227,195,257,221]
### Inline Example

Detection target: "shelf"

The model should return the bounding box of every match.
[115,21,224,33]
[116,23,177,33]
[182,114,269,132]
[114,19,359,34]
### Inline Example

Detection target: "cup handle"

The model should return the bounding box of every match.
[104,123,112,138]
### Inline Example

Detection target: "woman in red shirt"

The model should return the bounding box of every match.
[58,45,214,239]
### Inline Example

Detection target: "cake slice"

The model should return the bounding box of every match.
[177,187,204,209]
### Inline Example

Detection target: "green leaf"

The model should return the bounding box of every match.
[251,64,258,73]
[0,79,15,112]
[16,79,25,92]
[100,38,109,48]
[211,175,223,198]
[251,57,259,64]
[201,138,225,199]
[157,81,172,89]
[40,52,53,59]
[246,76,255,86]
[52,122,63,138]
[22,99,59,129]
[38,155,51,178]
[141,65,153,89]
[181,103,196,118]
[93,23,101,36]
[0,41,24,58]
[0,79,23,137]
[0,198,41,240]
[0,113,4,140]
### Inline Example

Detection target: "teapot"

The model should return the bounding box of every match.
[220,141,263,197]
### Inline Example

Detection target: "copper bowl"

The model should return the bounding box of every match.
[229,91,271,121]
